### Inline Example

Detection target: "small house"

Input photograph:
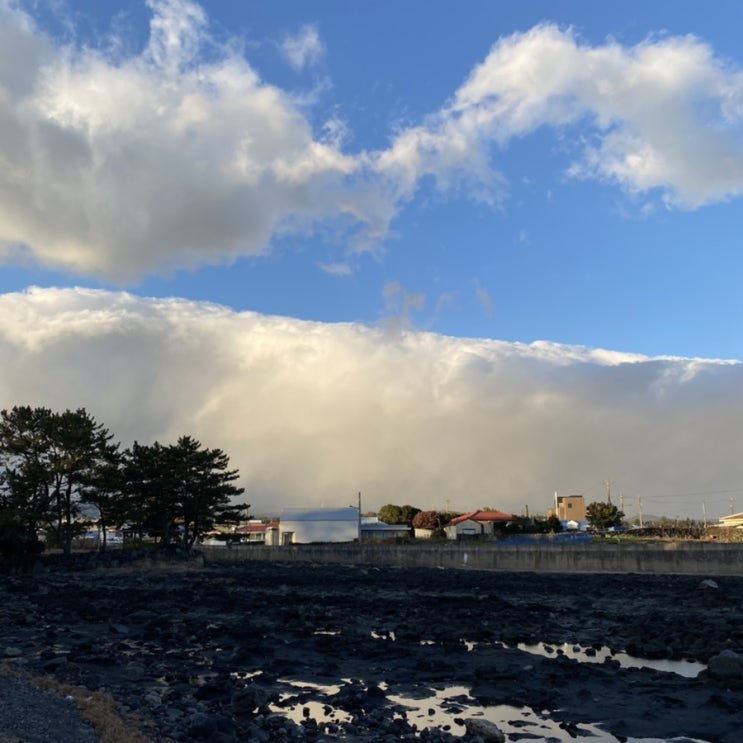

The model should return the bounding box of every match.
[445,510,513,540]
[234,519,279,544]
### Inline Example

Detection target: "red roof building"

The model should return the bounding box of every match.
[446,510,513,539]
[235,520,279,543]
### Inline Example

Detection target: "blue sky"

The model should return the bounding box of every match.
[3,0,743,518]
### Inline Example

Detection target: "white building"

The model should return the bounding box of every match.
[279,507,360,544]
[717,512,743,529]
[361,516,411,540]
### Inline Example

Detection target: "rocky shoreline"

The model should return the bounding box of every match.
[2,557,743,741]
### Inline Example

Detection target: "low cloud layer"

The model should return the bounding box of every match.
[2,3,743,280]
[1,287,741,519]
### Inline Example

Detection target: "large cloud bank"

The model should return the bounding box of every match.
[2,2,743,280]
[1,287,740,518]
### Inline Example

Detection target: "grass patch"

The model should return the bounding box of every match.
[1,663,154,743]
[33,676,155,743]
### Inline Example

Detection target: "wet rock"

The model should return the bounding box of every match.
[708,649,743,680]
[187,712,237,741]
[463,717,505,741]
[42,655,68,672]
[194,674,233,701]
[232,684,271,716]
[329,680,368,710]
[626,637,671,659]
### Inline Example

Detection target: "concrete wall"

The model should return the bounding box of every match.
[202,541,743,576]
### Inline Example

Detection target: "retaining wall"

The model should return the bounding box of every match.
[202,541,743,576]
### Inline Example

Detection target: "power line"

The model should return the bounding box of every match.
[638,487,743,500]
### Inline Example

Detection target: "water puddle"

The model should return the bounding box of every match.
[272,679,707,741]
[516,642,706,678]
[270,679,351,724]
[279,632,707,739]
[385,684,709,741]
[370,629,397,641]
[370,628,706,678]
[274,697,352,724]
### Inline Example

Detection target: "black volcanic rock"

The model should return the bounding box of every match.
[1,560,743,740]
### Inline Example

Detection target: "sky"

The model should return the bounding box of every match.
[2,0,743,520]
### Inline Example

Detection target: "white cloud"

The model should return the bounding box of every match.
[375,23,743,209]
[441,24,743,208]
[381,281,426,332]
[474,282,494,318]
[1,286,741,519]
[279,24,325,71]
[0,1,372,280]
[319,260,352,276]
[3,6,743,281]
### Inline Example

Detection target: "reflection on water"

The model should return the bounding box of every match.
[270,679,352,724]
[370,629,397,641]
[370,630,705,679]
[516,641,706,678]
[272,678,707,742]
[269,632,708,740]
[386,684,603,739]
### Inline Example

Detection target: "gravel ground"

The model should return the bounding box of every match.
[0,672,99,743]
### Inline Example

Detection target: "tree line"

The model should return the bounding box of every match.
[378,500,626,534]
[0,405,248,557]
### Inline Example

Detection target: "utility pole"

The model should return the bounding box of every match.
[358,492,362,542]
[525,504,530,518]
[731,496,735,515]
[638,496,644,528]
[619,492,624,513]
[604,479,612,504]
[702,500,707,528]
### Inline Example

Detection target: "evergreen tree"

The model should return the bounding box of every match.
[79,436,125,550]
[586,501,624,530]
[47,409,116,554]
[169,435,247,549]
[379,503,425,524]
[123,441,179,545]
[122,437,248,549]
[378,504,404,524]
[0,407,57,550]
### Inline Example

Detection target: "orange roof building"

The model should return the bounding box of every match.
[446,509,513,539]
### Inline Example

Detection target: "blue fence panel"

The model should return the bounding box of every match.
[498,532,593,546]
